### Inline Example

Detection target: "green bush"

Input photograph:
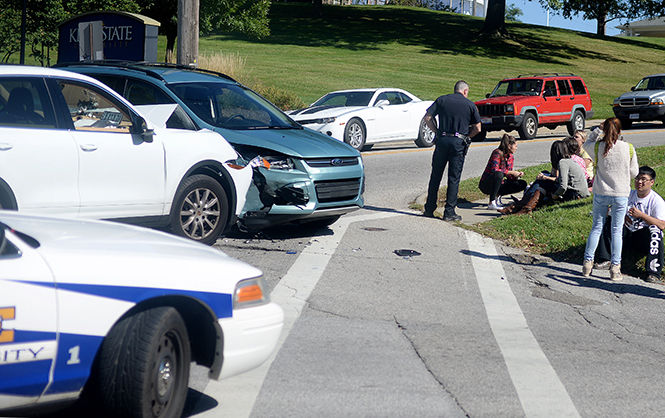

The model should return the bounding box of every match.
[253,84,306,111]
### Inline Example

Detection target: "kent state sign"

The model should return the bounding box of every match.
[58,12,159,63]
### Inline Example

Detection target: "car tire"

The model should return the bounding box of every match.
[344,118,366,151]
[414,117,435,147]
[518,113,538,140]
[619,118,633,130]
[567,110,585,135]
[472,127,487,142]
[170,174,229,246]
[95,307,191,418]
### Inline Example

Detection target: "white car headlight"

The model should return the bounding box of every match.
[316,117,336,124]
[651,97,664,105]
[234,277,269,309]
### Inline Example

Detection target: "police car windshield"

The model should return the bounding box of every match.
[167,82,299,130]
[312,91,373,107]
[634,76,665,91]
[490,79,543,97]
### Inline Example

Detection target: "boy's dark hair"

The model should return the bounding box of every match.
[638,166,656,180]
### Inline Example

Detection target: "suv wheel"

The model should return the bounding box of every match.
[414,117,435,147]
[518,113,538,140]
[567,110,585,135]
[619,118,633,130]
[170,174,229,245]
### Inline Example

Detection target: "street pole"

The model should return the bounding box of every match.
[20,0,26,64]
[177,0,199,67]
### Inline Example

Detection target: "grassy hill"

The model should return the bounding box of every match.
[197,3,665,118]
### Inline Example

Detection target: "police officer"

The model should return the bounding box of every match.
[423,80,481,221]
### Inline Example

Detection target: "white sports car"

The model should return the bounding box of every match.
[0,212,283,417]
[288,88,435,150]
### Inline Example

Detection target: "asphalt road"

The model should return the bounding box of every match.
[36,122,665,417]
[178,122,665,417]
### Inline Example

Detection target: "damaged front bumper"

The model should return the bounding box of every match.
[238,158,364,230]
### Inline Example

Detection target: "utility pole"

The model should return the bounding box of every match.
[177,0,199,67]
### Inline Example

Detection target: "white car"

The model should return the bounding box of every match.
[0,66,253,245]
[288,88,435,150]
[0,212,284,417]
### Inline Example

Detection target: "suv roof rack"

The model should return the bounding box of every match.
[516,73,577,78]
[53,60,237,83]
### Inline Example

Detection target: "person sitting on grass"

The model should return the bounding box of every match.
[573,129,594,188]
[499,139,587,214]
[557,136,591,200]
[593,166,665,283]
[478,133,527,210]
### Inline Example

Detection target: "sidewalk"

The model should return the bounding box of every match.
[414,193,520,224]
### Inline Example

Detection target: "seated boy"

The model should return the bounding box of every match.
[595,166,665,282]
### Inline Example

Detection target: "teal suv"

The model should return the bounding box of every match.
[58,63,364,230]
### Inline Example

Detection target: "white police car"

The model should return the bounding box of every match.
[0,211,284,417]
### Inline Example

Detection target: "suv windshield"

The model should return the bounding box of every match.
[312,91,374,107]
[167,82,299,130]
[490,79,543,97]
[634,76,665,91]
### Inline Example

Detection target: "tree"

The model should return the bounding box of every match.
[540,0,629,35]
[505,3,523,22]
[141,0,271,62]
[482,0,507,36]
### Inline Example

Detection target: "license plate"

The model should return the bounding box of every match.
[630,113,639,120]
[481,117,492,124]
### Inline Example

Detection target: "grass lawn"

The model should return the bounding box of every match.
[197,3,665,119]
[16,4,665,119]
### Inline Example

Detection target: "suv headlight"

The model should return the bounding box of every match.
[504,104,514,115]
[651,98,664,105]
[250,155,295,170]
[613,98,620,106]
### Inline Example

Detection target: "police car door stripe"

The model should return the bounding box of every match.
[11,280,233,318]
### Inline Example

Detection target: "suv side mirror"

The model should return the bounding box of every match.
[131,115,155,142]
[485,93,490,98]
[375,99,390,107]
[630,86,635,91]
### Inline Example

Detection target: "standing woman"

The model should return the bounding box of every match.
[582,117,639,281]
[478,134,526,210]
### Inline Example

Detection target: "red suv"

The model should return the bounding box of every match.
[474,73,593,140]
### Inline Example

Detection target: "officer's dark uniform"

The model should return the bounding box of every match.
[424,92,481,219]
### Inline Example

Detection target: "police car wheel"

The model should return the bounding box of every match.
[170,174,229,245]
[96,307,191,418]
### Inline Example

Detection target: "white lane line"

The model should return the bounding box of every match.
[465,230,580,418]
[203,211,400,418]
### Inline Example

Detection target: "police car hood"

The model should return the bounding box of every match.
[1,212,261,285]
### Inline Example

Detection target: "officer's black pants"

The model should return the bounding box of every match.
[425,135,466,217]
